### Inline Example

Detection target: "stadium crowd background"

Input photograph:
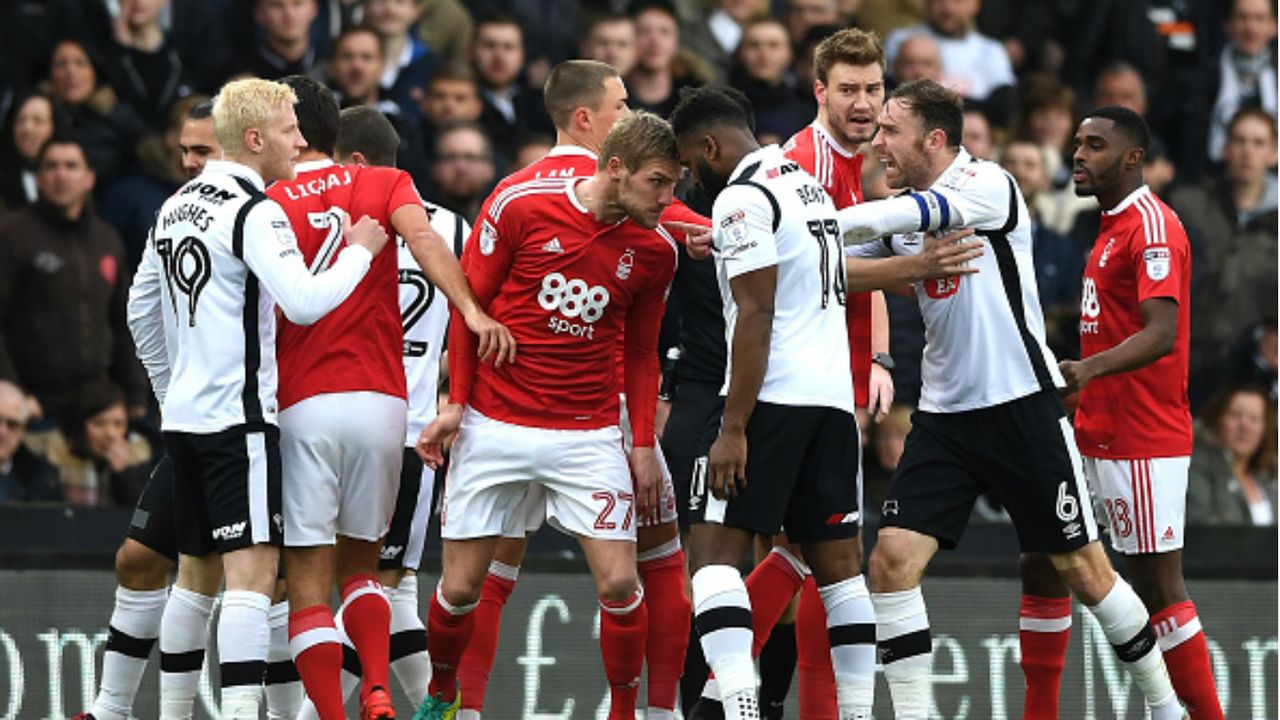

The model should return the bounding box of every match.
[0,0,1275,530]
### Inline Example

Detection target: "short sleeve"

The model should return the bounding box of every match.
[714,184,779,280]
[929,164,1015,231]
[386,169,425,215]
[1130,213,1187,304]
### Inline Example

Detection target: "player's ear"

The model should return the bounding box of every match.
[813,78,827,105]
[574,106,592,134]
[244,127,262,154]
[1125,147,1145,172]
[702,134,719,162]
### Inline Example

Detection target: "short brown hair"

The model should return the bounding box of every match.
[543,60,621,130]
[336,106,400,167]
[599,110,676,172]
[889,79,963,149]
[1228,106,1278,146]
[813,27,884,84]
[1201,384,1278,476]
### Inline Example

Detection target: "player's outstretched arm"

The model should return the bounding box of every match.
[1060,297,1178,394]
[392,204,516,366]
[844,228,983,292]
[709,266,776,501]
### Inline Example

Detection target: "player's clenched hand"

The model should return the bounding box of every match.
[416,403,463,469]
[464,308,517,367]
[663,221,713,260]
[345,214,390,256]
[917,228,981,278]
[707,429,748,500]
[629,446,662,525]
[1058,359,1095,395]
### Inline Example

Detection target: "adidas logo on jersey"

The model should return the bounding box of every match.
[542,237,564,253]
[1162,526,1176,542]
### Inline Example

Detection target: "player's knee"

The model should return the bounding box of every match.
[867,538,919,592]
[439,574,483,607]
[594,569,640,604]
[115,541,171,590]
[1053,545,1114,604]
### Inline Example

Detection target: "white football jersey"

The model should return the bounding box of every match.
[847,148,1064,412]
[712,144,855,414]
[400,202,470,444]
[134,160,372,433]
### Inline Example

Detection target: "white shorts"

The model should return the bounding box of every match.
[441,407,635,541]
[280,392,407,545]
[619,394,678,528]
[1084,456,1189,555]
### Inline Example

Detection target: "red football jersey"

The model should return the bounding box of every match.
[783,121,874,408]
[1074,186,1192,459]
[448,176,677,444]
[267,159,423,410]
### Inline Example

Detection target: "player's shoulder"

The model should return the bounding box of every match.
[1115,187,1189,249]
[934,153,1007,195]
[488,175,575,223]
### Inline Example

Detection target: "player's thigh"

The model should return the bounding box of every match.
[660,381,722,529]
[164,431,216,558]
[125,453,181,563]
[334,393,407,542]
[440,408,542,540]
[380,447,436,573]
[1085,456,1189,556]
[538,424,637,541]
[877,411,984,550]
[278,398,342,547]
[192,424,284,554]
[784,406,863,545]
[689,402,805,538]
[980,391,1098,555]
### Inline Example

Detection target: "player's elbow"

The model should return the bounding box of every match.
[1155,323,1177,358]
[278,303,325,326]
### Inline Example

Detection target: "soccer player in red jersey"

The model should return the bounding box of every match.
[706,28,889,718]
[1018,106,1219,719]
[265,76,512,720]
[453,59,705,720]
[415,111,682,720]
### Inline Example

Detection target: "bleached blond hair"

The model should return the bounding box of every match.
[212,78,298,154]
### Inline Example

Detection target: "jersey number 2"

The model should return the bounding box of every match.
[399,268,436,357]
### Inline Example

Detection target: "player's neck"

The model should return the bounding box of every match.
[556,130,600,156]
[574,174,623,224]
[1098,178,1144,213]
[918,150,959,189]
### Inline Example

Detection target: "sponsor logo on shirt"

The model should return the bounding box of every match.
[538,272,611,339]
[924,275,960,299]
[1143,247,1171,281]
[1080,276,1100,334]
[720,210,745,227]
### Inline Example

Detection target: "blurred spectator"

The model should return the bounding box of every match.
[511,133,554,172]
[891,33,942,85]
[792,24,841,101]
[627,0,709,118]
[732,18,811,141]
[786,0,839,48]
[466,0,581,87]
[581,14,638,78]
[1053,0,1160,115]
[1093,61,1148,116]
[857,0,924,40]
[472,15,553,169]
[364,0,438,123]
[45,39,151,188]
[1142,135,1177,198]
[1170,107,1278,385]
[961,107,994,159]
[0,92,67,216]
[1188,385,1278,526]
[413,0,474,69]
[885,0,1017,126]
[244,0,326,80]
[1000,138,1080,359]
[681,0,766,83]
[0,136,147,424]
[419,63,484,137]
[1016,75,1095,235]
[430,121,496,221]
[102,0,200,129]
[328,26,431,188]
[1207,0,1277,165]
[1195,319,1279,413]
[99,95,210,271]
[45,380,153,507]
[0,380,61,503]
[973,0,1058,75]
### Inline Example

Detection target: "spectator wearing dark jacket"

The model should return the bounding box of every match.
[0,380,61,503]
[0,136,147,424]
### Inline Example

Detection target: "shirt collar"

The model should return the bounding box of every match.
[728,144,781,183]
[205,159,266,191]
[295,158,335,174]
[547,145,598,160]
[1103,185,1151,216]
[811,120,855,158]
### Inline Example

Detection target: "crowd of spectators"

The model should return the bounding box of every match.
[0,0,1274,523]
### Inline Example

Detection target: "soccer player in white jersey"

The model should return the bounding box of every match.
[838,79,1186,720]
[669,85,981,720]
[130,78,389,719]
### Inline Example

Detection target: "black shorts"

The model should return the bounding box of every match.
[125,455,179,562]
[660,381,724,529]
[164,424,284,557]
[880,389,1098,554]
[379,447,440,572]
[689,400,863,543]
